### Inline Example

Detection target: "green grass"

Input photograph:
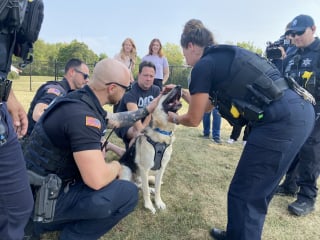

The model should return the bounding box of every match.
[13,76,320,240]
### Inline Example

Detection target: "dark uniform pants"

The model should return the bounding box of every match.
[34,179,138,240]
[297,116,320,203]
[226,89,315,240]
[0,104,34,240]
[278,154,300,191]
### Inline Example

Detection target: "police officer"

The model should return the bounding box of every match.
[276,14,320,216]
[166,19,315,240]
[26,58,89,136]
[23,59,161,239]
[0,1,36,239]
[266,21,296,72]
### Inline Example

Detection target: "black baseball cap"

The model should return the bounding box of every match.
[286,15,315,34]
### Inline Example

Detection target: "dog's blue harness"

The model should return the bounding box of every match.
[147,128,172,170]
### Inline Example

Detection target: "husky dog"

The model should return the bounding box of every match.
[119,85,182,214]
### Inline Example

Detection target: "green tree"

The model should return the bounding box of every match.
[32,40,63,76]
[236,41,263,55]
[162,43,189,86]
[98,53,108,60]
[162,43,184,66]
[56,40,99,65]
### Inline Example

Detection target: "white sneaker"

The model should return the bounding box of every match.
[227,138,235,144]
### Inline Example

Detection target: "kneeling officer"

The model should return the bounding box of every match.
[24,59,160,239]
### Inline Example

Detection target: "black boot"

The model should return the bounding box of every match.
[288,199,315,216]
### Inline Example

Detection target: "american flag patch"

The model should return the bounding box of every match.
[47,87,61,96]
[85,116,101,129]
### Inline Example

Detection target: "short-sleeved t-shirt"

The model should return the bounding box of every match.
[116,82,160,112]
[115,82,160,144]
[189,46,283,99]
[43,85,106,153]
[189,48,234,97]
[26,78,71,135]
[141,55,169,80]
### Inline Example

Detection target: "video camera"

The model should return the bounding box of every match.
[265,35,291,60]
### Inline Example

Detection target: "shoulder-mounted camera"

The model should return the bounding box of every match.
[265,35,291,60]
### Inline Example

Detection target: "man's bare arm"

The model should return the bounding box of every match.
[74,150,121,190]
[33,103,49,122]
[106,94,161,129]
[106,107,149,129]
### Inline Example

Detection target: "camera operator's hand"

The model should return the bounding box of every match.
[7,90,28,138]
[278,46,287,59]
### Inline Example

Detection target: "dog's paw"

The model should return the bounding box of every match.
[155,199,166,210]
[144,200,156,214]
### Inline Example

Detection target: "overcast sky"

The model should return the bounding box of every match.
[40,0,320,58]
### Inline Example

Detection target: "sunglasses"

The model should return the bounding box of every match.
[105,82,131,91]
[74,68,89,80]
[290,30,306,37]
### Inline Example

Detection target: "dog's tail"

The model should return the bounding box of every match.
[119,141,137,173]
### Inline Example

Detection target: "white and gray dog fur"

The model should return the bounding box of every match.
[119,85,182,214]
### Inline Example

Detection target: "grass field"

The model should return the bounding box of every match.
[12,76,320,240]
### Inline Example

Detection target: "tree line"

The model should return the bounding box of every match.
[10,39,263,88]
[13,38,263,69]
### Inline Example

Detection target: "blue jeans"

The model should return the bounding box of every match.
[202,108,221,140]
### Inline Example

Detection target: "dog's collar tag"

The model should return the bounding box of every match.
[154,128,172,136]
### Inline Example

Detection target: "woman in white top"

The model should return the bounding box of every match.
[142,38,169,89]
[114,38,137,83]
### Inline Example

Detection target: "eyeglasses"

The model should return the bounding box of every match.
[74,68,89,80]
[290,30,306,37]
[105,82,131,91]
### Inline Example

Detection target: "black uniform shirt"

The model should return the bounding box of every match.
[43,85,106,153]
[189,48,234,97]
[283,38,320,111]
[283,37,320,85]
[30,78,71,108]
[189,46,281,98]
[26,78,71,135]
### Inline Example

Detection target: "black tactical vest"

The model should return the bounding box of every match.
[24,88,107,180]
[203,45,283,125]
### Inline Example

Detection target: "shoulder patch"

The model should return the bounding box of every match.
[47,87,61,96]
[85,116,101,129]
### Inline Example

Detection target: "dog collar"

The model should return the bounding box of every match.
[154,128,172,136]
